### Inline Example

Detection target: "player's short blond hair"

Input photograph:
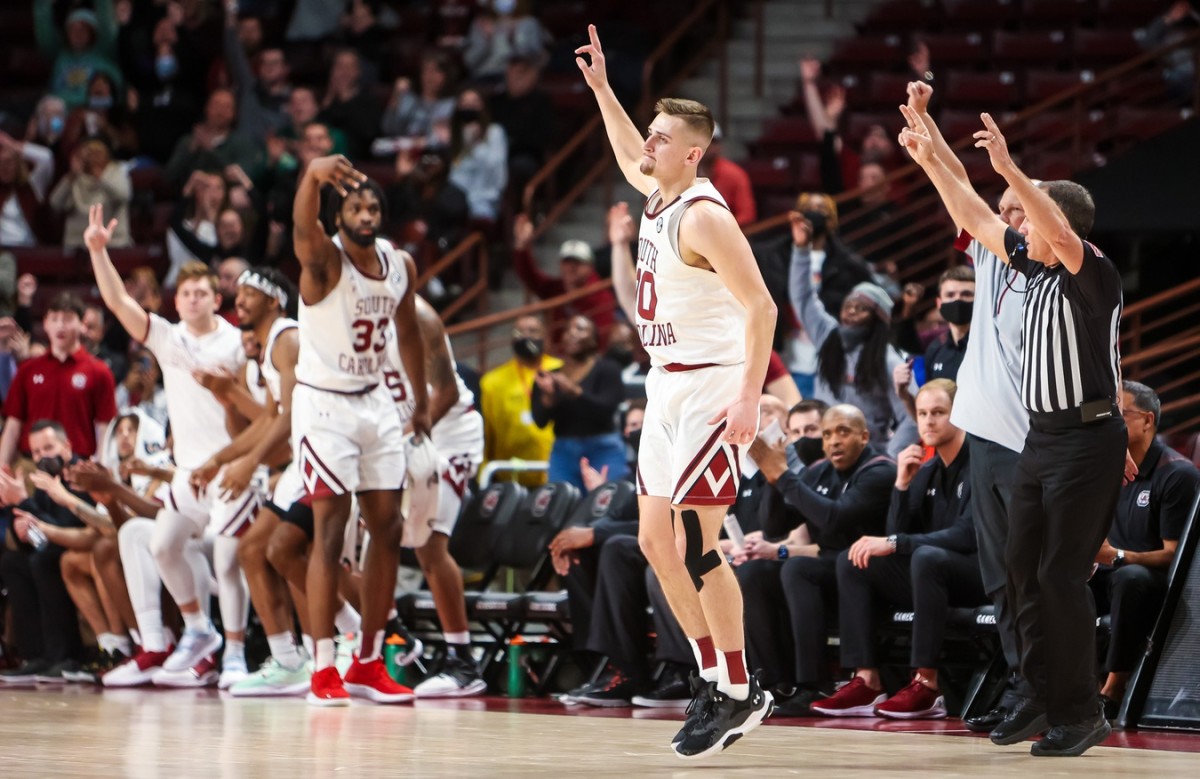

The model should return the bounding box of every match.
[653,98,714,147]
[176,261,219,294]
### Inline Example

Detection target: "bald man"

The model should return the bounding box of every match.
[739,404,896,715]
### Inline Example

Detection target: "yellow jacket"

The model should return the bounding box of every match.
[480,355,563,485]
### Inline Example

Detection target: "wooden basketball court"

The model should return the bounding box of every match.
[2,687,1198,776]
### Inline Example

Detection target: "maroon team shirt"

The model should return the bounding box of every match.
[3,347,118,458]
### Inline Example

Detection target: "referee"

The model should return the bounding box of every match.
[900,108,1126,757]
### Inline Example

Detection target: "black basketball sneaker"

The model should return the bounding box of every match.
[674,675,774,759]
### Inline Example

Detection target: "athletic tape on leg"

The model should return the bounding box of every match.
[680,509,722,591]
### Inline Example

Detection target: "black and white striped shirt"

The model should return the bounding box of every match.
[1004,228,1122,414]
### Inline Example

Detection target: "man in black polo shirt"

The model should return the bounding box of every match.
[1092,381,1199,719]
[900,108,1126,756]
[738,404,895,714]
[812,379,986,719]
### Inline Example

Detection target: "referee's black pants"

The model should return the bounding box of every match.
[967,435,1026,694]
[1006,412,1126,725]
[836,547,987,670]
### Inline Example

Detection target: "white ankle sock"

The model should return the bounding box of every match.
[315,638,336,671]
[224,638,245,664]
[334,602,361,635]
[444,631,470,645]
[301,634,315,658]
[267,632,303,669]
[717,650,750,701]
[182,610,210,634]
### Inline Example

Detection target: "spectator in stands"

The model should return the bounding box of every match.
[513,213,617,347]
[34,1,122,108]
[62,72,139,161]
[488,54,555,200]
[532,315,629,490]
[286,0,344,42]
[893,267,975,420]
[48,137,131,251]
[784,398,829,472]
[0,421,96,682]
[319,48,381,160]
[1092,380,1200,719]
[387,148,469,266]
[381,50,458,146]
[164,88,262,191]
[447,88,508,223]
[0,130,55,248]
[81,304,128,384]
[115,347,168,428]
[738,404,895,713]
[1139,0,1200,101]
[26,95,68,159]
[698,124,756,227]
[223,3,292,141]
[126,16,203,165]
[216,208,251,261]
[754,193,872,394]
[216,257,250,327]
[463,0,548,84]
[0,292,118,466]
[604,321,649,396]
[0,318,32,401]
[279,87,347,156]
[335,0,387,83]
[125,266,163,315]
[480,313,562,486]
[814,379,984,719]
[166,169,228,285]
[790,224,907,451]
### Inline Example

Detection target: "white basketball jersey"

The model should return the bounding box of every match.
[296,236,410,393]
[260,316,299,411]
[384,329,475,430]
[636,179,746,367]
[143,314,245,471]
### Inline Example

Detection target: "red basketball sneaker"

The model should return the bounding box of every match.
[307,666,351,707]
[343,657,415,704]
[810,676,886,717]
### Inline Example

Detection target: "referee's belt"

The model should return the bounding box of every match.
[1028,398,1118,429]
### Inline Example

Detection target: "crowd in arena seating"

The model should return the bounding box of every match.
[0,0,1198,737]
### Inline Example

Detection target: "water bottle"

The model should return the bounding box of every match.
[507,636,527,698]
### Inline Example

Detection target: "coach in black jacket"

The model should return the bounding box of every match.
[738,404,894,711]
[810,379,987,719]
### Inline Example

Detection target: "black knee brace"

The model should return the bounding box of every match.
[677,509,722,591]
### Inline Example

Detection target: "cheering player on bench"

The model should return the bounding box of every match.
[291,155,430,706]
[578,24,777,758]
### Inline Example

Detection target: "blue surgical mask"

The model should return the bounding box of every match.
[155,54,178,81]
[88,94,114,110]
[47,115,64,136]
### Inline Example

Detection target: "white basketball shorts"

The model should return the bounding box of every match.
[403,409,484,548]
[637,363,749,507]
[292,382,407,497]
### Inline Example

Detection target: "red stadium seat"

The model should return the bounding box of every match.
[942,71,1021,109]
[1096,0,1152,30]
[11,247,81,282]
[828,36,907,74]
[867,72,918,110]
[942,0,1018,30]
[1113,107,1188,142]
[1021,0,1092,30]
[918,32,989,68]
[754,117,820,152]
[935,109,986,143]
[743,157,795,193]
[1073,29,1143,69]
[1024,69,1088,104]
[992,31,1070,69]
[856,0,939,35]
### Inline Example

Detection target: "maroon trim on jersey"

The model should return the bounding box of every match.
[349,243,390,281]
[672,422,727,500]
[299,436,350,498]
[644,191,682,219]
[636,465,647,495]
[677,440,739,507]
[677,196,729,274]
[954,229,973,253]
[166,484,179,512]
[662,362,719,373]
[296,380,379,396]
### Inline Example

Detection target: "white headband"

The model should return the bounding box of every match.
[237,270,288,309]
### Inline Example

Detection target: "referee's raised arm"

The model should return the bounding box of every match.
[973,113,1086,273]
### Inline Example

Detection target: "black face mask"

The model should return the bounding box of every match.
[512,337,543,361]
[625,429,642,454]
[792,437,825,467]
[840,324,870,350]
[801,210,829,240]
[939,299,973,326]
[454,108,483,125]
[606,347,634,368]
[36,455,66,478]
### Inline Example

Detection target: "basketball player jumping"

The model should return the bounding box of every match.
[292,156,430,705]
[578,24,778,758]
